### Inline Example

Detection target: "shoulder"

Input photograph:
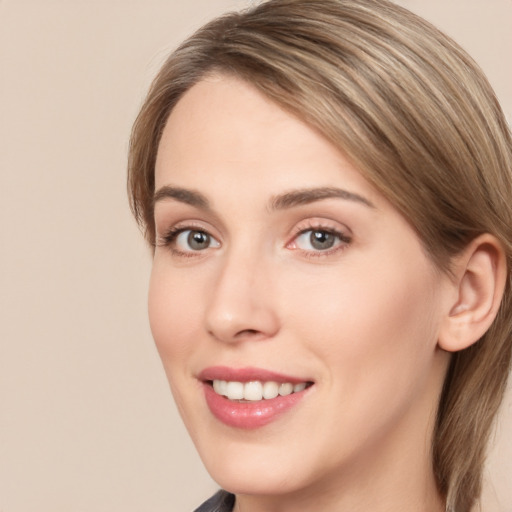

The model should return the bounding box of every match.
[194,490,235,512]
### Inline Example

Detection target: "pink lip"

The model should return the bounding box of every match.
[198,366,313,429]
[198,366,308,384]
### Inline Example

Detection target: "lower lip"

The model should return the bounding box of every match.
[203,383,309,429]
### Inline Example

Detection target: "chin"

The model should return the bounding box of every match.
[197,434,335,499]
[192,437,303,494]
[210,465,305,497]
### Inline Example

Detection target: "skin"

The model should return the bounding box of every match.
[150,74,453,512]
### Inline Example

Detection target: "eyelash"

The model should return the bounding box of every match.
[288,223,352,258]
[157,222,352,258]
[157,225,219,258]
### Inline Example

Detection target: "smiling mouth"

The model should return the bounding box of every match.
[208,380,313,402]
[199,368,314,428]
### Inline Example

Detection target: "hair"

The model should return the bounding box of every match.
[127,1,512,510]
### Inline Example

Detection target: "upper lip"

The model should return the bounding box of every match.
[198,366,312,384]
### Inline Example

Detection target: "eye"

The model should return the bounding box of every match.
[177,230,217,251]
[161,227,221,255]
[295,230,339,251]
[288,226,351,255]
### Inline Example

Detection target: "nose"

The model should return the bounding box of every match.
[205,251,280,343]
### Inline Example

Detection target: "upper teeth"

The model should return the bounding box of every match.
[212,380,307,401]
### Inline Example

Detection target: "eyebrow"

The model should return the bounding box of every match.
[270,187,375,210]
[153,185,374,211]
[153,186,210,210]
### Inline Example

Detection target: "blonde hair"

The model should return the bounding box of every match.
[128,1,512,510]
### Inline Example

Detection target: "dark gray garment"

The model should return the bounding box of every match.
[194,490,235,512]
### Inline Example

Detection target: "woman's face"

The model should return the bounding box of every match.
[150,75,451,499]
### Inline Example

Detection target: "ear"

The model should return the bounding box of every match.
[438,234,507,352]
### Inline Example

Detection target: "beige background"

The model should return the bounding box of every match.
[1,1,510,511]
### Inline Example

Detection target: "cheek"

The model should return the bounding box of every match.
[284,265,444,457]
[148,261,204,367]
[283,257,442,391]
[148,261,209,427]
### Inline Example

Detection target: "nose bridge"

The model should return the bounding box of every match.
[205,240,279,343]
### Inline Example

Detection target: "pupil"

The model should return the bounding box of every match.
[188,231,209,250]
[310,230,334,250]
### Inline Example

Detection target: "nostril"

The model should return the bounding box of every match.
[232,328,269,341]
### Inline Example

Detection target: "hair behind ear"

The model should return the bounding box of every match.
[434,237,510,512]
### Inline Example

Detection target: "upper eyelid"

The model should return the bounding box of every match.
[154,198,358,235]
[291,227,351,245]
[153,201,225,234]
[295,227,351,239]
[156,219,218,237]
[290,217,352,235]
[162,225,218,241]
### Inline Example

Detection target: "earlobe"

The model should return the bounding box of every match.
[438,234,507,353]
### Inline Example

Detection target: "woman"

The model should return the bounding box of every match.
[127,1,512,511]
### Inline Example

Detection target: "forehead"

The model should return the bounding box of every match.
[155,75,380,204]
